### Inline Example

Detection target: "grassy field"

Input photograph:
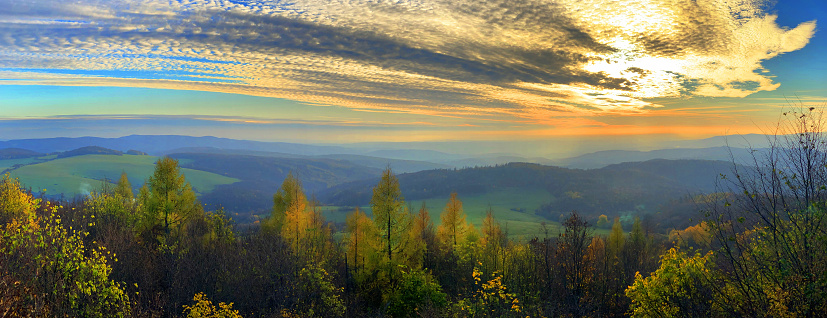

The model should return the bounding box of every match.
[0,157,46,171]
[9,154,239,197]
[321,187,610,239]
[9,154,613,239]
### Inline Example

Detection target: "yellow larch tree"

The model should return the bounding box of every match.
[480,205,505,272]
[437,192,469,251]
[370,167,411,265]
[346,207,377,275]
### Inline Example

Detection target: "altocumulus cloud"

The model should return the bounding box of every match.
[0,0,816,124]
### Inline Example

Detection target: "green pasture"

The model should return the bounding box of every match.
[321,187,611,239]
[0,157,45,172]
[9,154,239,197]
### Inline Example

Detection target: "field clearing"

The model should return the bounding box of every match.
[10,154,239,197]
[0,157,44,171]
[321,187,610,238]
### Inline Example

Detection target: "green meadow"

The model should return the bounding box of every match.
[0,157,45,171]
[9,154,239,197]
[322,187,609,239]
[10,153,610,239]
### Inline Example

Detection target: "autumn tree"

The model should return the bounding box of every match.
[266,173,332,262]
[114,171,134,203]
[604,216,628,313]
[412,202,433,240]
[182,292,242,318]
[346,207,377,276]
[281,184,308,253]
[370,167,411,266]
[555,212,593,317]
[624,216,655,278]
[480,205,505,272]
[0,173,37,225]
[596,214,609,229]
[137,156,203,245]
[264,172,303,234]
[305,200,335,264]
[668,223,711,249]
[437,192,469,250]
[87,171,137,227]
[702,106,827,316]
[0,175,131,316]
[626,248,719,318]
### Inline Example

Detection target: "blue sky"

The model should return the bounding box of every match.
[0,0,824,156]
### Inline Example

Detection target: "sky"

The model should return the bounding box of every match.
[0,0,825,157]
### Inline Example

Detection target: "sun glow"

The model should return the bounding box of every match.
[582,37,687,99]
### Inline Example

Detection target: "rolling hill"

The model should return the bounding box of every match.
[317,160,736,234]
[8,154,239,198]
[0,135,773,171]
[555,146,757,169]
[56,146,123,158]
[0,135,756,235]
[166,147,450,173]
[0,148,43,159]
[168,153,388,219]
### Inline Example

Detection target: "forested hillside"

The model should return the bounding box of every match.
[2,113,826,317]
[3,143,738,229]
[319,160,732,225]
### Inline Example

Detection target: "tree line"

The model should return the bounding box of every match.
[2,109,827,317]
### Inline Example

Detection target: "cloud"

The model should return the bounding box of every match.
[0,0,816,124]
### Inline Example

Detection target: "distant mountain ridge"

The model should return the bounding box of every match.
[57,146,123,158]
[0,134,778,170]
[166,147,450,173]
[0,135,357,156]
[555,146,758,169]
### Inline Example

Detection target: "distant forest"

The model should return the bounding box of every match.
[3,110,827,317]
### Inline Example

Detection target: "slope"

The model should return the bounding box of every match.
[169,153,384,218]
[318,160,729,236]
[9,154,239,197]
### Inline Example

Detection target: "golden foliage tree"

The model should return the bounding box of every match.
[480,205,505,272]
[346,207,377,275]
[281,187,308,253]
[412,201,432,239]
[408,201,433,268]
[114,171,134,203]
[267,173,331,262]
[437,192,469,250]
[1,176,131,316]
[0,173,37,225]
[182,292,242,318]
[265,172,303,234]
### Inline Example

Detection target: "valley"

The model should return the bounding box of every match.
[1,135,747,236]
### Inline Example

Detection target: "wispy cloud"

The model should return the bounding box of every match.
[0,113,450,128]
[0,0,816,124]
